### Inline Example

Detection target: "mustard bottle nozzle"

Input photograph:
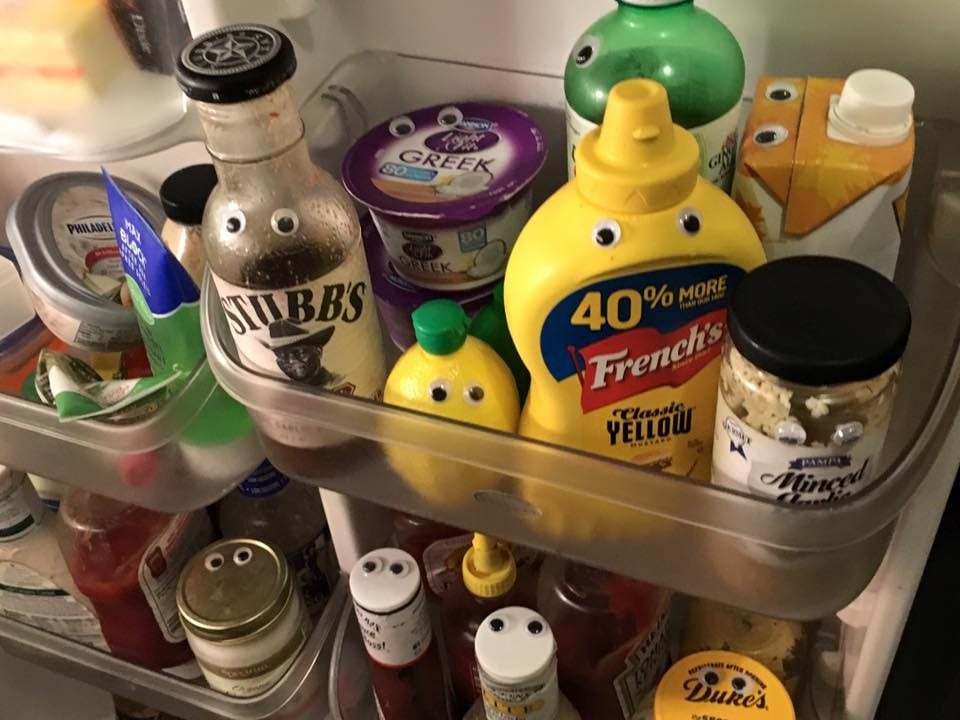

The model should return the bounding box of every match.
[575,79,700,214]
[462,533,517,599]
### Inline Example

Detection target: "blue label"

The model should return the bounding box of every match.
[238,460,290,498]
[379,162,438,183]
[104,170,199,315]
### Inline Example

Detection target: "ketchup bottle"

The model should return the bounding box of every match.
[57,490,213,672]
[391,512,461,586]
[350,548,453,720]
[538,558,672,720]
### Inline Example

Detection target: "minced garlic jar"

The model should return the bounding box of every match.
[712,257,911,505]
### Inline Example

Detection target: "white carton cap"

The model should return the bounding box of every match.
[476,606,556,684]
[349,548,420,613]
[828,69,915,146]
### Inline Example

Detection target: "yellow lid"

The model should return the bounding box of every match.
[654,650,795,720]
[575,79,700,215]
[462,533,517,599]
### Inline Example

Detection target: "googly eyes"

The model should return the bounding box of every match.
[463,385,485,405]
[677,209,703,236]
[437,106,463,127]
[572,34,600,67]
[233,546,253,566]
[754,124,789,147]
[775,419,808,445]
[389,115,416,137]
[428,379,452,403]
[699,668,722,687]
[204,552,224,571]
[730,674,757,694]
[766,81,799,103]
[222,210,246,235]
[271,209,300,236]
[592,219,622,248]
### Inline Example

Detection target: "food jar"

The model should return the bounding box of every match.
[712,257,911,505]
[159,164,217,288]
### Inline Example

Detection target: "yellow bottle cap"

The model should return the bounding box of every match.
[575,79,700,214]
[462,533,517,599]
[654,651,795,720]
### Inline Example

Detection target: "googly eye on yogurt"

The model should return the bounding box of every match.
[388,115,416,137]
[437,106,463,127]
[754,124,790,147]
[270,209,300,236]
[572,34,601,68]
[766,81,799,103]
[428,379,452,402]
[592,219,622,248]
[222,210,246,235]
[677,208,703,236]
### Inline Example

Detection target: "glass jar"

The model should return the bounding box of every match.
[712,257,911,505]
[159,164,217,288]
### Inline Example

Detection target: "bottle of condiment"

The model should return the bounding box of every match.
[565,0,744,189]
[57,490,212,673]
[465,606,581,720]
[0,468,106,650]
[158,164,217,288]
[175,25,386,435]
[537,558,671,720]
[391,512,461,585]
[441,533,518,715]
[217,460,339,617]
[712,257,911,506]
[654,650,796,720]
[177,538,312,697]
[350,548,453,720]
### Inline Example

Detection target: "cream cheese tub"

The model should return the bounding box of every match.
[343,102,547,291]
[7,173,164,352]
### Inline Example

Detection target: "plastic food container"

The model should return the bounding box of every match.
[7,172,164,352]
[0,248,52,375]
[343,102,547,291]
[363,217,494,349]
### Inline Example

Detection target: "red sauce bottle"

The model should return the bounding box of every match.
[57,491,212,672]
[350,548,453,720]
[538,558,672,720]
[391,512,461,588]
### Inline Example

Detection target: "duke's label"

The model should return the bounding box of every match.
[214,244,386,400]
[540,264,744,481]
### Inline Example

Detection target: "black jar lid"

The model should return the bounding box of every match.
[160,164,218,226]
[727,256,911,385]
[175,24,297,104]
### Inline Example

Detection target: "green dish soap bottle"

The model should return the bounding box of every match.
[565,0,744,192]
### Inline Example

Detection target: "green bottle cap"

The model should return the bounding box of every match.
[492,281,505,307]
[413,300,469,355]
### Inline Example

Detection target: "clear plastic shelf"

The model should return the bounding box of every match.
[0,576,348,720]
[200,52,960,620]
[0,360,263,513]
[329,600,376,720]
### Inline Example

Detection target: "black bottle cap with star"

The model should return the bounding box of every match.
[176,24,297,104]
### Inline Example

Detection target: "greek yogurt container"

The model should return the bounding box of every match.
[343,102,547,291]
[363,216,494,350]
[7,173,164,352]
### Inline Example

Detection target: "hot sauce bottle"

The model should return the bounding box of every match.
[350,548,453,720]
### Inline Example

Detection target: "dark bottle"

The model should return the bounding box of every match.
[350,548,453,720]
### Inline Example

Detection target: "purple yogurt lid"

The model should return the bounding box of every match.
[343,102,547,224]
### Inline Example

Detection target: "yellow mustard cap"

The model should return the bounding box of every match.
[575,79,700,214]
[462,533,517,599]
[654,650,795,720]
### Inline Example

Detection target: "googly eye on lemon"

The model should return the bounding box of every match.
[427,378,452,402]
[436,106,463,127]
[388,115,416,137]
[592,219,621,248]
[463,384,485,405]
[572,34,601,68]
[270,209,300,236]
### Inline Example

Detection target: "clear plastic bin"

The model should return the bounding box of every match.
[0,575,348,720]
[200,52,960,620]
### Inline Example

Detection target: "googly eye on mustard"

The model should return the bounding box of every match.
[505,80,765,502]
[654,650,795,720]
[383,299,520,504]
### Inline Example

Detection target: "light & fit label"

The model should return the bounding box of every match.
[0,480,44,542]
[712,394,888,504]
[214,245,386,397]
[614,606,671,719]
[139,512,214,643]
[51,184,124,295]
[540,264,744,481]
[0,561,108,650]
[354,585,432,668]
[566,102,741,191]
[480,659,560,720]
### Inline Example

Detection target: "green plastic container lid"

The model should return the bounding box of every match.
[412,300,469,355]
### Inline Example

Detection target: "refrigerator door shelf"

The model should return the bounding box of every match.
[0,575,348,720]
[200,53,960,621]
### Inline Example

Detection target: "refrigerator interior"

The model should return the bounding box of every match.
[0,1,958,719]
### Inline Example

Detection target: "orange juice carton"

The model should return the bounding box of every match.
[734,70,915,279]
